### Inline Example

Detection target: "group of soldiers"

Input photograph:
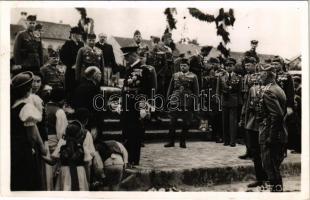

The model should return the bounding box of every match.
[11,14,301,192]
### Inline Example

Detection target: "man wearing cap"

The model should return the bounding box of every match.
[13,15,43,73]
[189,46,213,89]
[132,30,149,58]
[239,56,261,159]
[271,56,295,151]
[201,57,223,142]
[75,33,104,84]
[257,64,287,192]
[164,58,199,148]
[244,40,260,64]
[120,45,156,166]
[217,57,242,147]
[40,51,64,89]
[59,26,84,104]
[95,33,117,86]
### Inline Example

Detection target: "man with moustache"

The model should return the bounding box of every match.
[164,58,199,148]
[95,33,117,86]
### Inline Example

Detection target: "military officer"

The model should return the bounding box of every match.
[239,56,260,159]
[120,46,156,166]
[13,15,43,73]
[132,30,149,58]
[239,63,268,188]
[75,33,104,84]
[271,56,295,151]
[217,57,242,147]
[164,58,199,148]
[201,57,223,142]
[244,40,260,64]
[257,64,287,192]
[59,26,84,104]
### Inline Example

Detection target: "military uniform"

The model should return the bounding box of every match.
[121,57,156,165]
[75,46,104,83]
[165,70,199,148]
[257,82,287,192]
[218,71,242,146]
[13,30,43,73]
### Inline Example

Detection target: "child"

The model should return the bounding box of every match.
[43,121,89,191]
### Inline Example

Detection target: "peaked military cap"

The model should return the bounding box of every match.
[180,58,189,65]
[243,56,257,64]
[26,15,37,21]
[134,30,141,36]
[251,40,258,45]
[208,57,220,64]
[35,23,43,31]
[260,64,276,73]
[272,56,284,64]
[225,57,237,65]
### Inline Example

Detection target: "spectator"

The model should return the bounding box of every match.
[11,71,47,191]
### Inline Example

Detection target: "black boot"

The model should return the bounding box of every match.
[180,130,187,148]
[164,129,175,147]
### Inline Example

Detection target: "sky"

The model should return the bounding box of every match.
[11,6,304,59]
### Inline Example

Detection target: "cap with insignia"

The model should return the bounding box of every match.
[121,46,139,56]
[243,56,257,64]
[70,26,82,34]
[134,30,141,36]
[208,57,220,64]
[26,15,37,21]
[271,56,283,64]
[251,40,258,45]
[34,23,42,31]
[180,58,189,65]
[260,64,276,73]
[225,57,237,66]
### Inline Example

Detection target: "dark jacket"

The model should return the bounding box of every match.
[217,71,242,107]
[258,82,287,144]
[95,42,117,71]
[276,71,295,108]
[59,40,84,68]
[13,30,43,72]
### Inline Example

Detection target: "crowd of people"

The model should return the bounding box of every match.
[10,14,301,192]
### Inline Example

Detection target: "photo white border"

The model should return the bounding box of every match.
[0,1,309,200]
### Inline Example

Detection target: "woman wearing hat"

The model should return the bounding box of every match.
[11,71,47,191]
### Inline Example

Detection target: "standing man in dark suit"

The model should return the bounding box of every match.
[59,26,84,104]
[13,15,43,73]
[257,64,287,192]
[95,33,117,86]
[217,58,242,147]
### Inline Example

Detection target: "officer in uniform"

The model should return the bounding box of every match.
[217,57,242,147]
[13,15,43,73]
[244,40,260,64]
[239,63,268,188]
[257,64,287,192]
[59,26,84,104]
[272,56,295,150]
[120,46,156,166]
[75,33,104,84]
[164,58,199,148]
[239,56,260,159]
[201,57,222,141]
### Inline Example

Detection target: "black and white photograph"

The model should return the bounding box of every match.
[0,1,309,199]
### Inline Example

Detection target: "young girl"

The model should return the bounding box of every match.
[43,121,89,191]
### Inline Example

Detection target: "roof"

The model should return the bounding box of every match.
[113,36,152,47]
[10,21,71,40]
